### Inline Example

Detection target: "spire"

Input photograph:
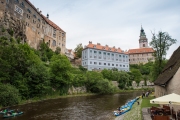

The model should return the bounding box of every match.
[140,25,146,37]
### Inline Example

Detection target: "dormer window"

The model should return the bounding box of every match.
[94,45,96,48]
[109,48,111,50]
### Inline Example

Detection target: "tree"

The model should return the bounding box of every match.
[74,43,83,58]
[131,69,142,84]
[150,31,177,80]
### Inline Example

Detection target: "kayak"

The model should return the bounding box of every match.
[3,112,23,118]
[0,110,14,114]
[113,96,139,116]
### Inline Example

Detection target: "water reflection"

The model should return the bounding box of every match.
[1,91,142,120]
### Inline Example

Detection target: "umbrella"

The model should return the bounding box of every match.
[150,93,180,105]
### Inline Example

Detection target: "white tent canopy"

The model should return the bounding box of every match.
[150,93,180,105]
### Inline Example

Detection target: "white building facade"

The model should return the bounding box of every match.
[82,42,129,71]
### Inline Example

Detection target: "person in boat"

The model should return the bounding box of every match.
[16,109,20,113]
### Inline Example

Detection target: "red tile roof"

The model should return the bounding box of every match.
[128,48,154,54]
[41,15,65,32]
[84,42,126,54]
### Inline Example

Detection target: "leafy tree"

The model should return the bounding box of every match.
[150,31,176,80]
[0,84,21,107]
[50,54,72,94]
[74,43,83,58]
[78,65,87,72]
[130,69,142,84]
[117,71,130,89]
[101,69,113,80]
[55,47,61,54]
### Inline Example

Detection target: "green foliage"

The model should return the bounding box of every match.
[74,43,83,58]
[101,69,113,80]
[55,47,61,54]
[78,65,87,72]
[72,74,86,87]
[131,69,142,84]
[0,84,21,107]
[117,71,130,89]
[150,31,177,80]
[1,27,5,32]
[7,28,14,36]
[50,54,72,90]
[38,42,54,62]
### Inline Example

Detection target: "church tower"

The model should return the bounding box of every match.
[139,26,148,48]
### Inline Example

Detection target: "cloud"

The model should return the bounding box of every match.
[30,0,180,59]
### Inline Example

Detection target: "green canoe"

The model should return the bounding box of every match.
[3,112,23,118]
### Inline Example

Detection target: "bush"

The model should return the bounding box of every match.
[0,84,21,107]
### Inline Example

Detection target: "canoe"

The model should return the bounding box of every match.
[3,112,23,118]
[0,110,14,114]
[113,96,139,116]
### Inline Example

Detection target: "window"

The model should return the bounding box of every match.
[112,64,114,66]
[120,64,122,67]
[52,40,56,46]
[20,2,25,8]
[33,14,36,18]
[123,65,125,67]
[27,8,31,14]
[90,61,92,64]
[104,63,106,65]
[14,5,23,16]
[94,51,97,53]
[99,52,101,54]
[103,52,106,55]
[107,53,110,55]
[14,0,19,4]
[94,62,97,65]
[99,62,101,65]
[116,64,118,66]
[108,63,110,66]
[143,44,145,47]
[119,55,121,57]
[112,54,114,56]
[90,50,92,53]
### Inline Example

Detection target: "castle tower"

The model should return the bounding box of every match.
[139,26,148,48]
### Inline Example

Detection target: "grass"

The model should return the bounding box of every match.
[141,95,159,108]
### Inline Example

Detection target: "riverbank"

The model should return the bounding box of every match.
[114,93,158,120]
[0,89,151,110]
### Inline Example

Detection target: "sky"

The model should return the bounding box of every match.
[30,0,180,59]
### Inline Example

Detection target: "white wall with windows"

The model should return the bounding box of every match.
[82,48,129,71]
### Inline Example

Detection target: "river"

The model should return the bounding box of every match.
[1,91,142,120]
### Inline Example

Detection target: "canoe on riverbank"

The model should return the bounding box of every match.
[0,110,14,114]
[113,96,139,116]
[3,112,23,118]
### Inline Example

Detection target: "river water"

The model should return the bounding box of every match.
[1,91,142,120]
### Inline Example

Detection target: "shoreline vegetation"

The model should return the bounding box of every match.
[0,89,152,109]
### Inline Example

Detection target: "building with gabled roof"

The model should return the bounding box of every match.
[82,41,129,71]
[154,46,180,111]
[0,0,66,54]
[128,26,155,64]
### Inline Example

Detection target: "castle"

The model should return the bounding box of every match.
[128,26,155,64]
[0,0,66,54]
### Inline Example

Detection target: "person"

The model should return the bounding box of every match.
[137,101,139,105]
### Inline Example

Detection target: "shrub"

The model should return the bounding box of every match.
[0,84,21,107]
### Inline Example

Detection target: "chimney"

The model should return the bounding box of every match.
[40,11,42,14]
[37,8,39,12]
[47,13,49,19]
[113,46,115,48]
[97,43,101,45]
[106,45,108,47]
[118,47,120,49]
[89,41,92,44]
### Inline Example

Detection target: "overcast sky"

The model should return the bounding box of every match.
[30,0,180,59]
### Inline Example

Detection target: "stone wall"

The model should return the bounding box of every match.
[68,86,87,95]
